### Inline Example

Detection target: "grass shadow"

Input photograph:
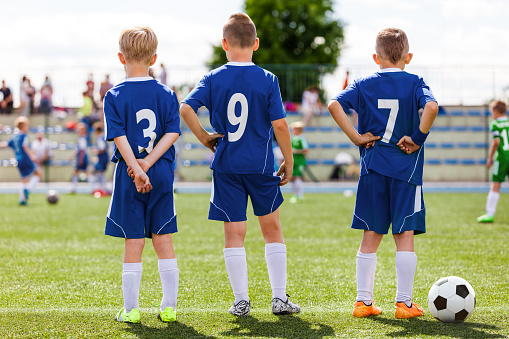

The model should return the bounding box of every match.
[123,322,217,339]
[221,314,335,339]
[371,316,504,339]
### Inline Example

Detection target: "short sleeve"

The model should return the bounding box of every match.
[164,92,181,135]
[182,75,211,113]
[334,82,359,112]
[267,75,286,121]
[22,135,30,148]
[415,77,437,109]
[103,92,125,141]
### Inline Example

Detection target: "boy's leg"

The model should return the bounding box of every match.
[393,231,423,318]
[27,172,40,191]
[486,182,501,217]
[71,170,79,193]
[152,233,178,319]
[224,221,250,310]
[259,209,300,314]
[122,239,144,313]
[356,231,383,305]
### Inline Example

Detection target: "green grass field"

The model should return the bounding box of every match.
[0,191,508,338]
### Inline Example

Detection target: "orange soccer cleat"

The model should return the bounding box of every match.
[353,300,382,317]
[395,301,424,319]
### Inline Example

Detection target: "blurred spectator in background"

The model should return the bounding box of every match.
[99,74,113,102]
[0,80,13,114]
[160,63,167,85]
[39,76,53,114]
[86,73,95,99]
[301,86,322,126]
[19,76,32,116]
[148,67,155,78]
[27,78,36,114]
[329,152,357,180]
[342,70,358,127]
[31,132,53,166]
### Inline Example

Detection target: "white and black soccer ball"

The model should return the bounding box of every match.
[428,276,476,323]
[47,190,59,204]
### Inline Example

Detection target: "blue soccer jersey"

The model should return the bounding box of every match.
[103,77,181,163]
[95,133,109,172]
[334,68,437,185]
[183,62,286,174]
[8,132,35,177]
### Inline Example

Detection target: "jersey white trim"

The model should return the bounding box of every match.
[226,62,255,66]
[379,68,403,73]
[123,76,154,82]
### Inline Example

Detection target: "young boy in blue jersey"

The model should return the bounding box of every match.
[103,26,181,323]
[0,116,41,205]
[180,13,300,316]
[70,123,89,193]
[328,28,439,319]
[91,121,109,193]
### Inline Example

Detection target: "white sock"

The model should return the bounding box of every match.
[265,242,287,300]
[224,247,249,304]
[122,262,142,312]
[395,251,417,306]
[486,191,499,217]
[356,252,377,304]
[294,178,303,198]
[19,184,27,201]
[72,174,78,191]
[158,258,179,311]
[27,175,39,190]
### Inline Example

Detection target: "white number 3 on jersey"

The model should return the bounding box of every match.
[136,109,157,153]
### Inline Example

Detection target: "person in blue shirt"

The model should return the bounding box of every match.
[91,121,109,193]
[180,13,300,316]
[70,122,89,193]
[103,26,181,324]
[0,116,41,205]
[328,27,439,319]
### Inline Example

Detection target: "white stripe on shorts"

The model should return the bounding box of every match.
[414,185,422,213]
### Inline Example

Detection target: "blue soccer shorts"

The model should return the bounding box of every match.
[75,155,88,171]
[17,157,35,178]
[209,171,284,222]
[94,154,109,172]
[105,159,177,239]
[352,171,426,235]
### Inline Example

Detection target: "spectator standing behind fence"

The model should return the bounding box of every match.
[0,80,13,114]
[301,86,321,126]
[19,76,32,116]
[99,75,113,102]
[31,132,52,166]
[39,76,53,114]
[160,63,167,85]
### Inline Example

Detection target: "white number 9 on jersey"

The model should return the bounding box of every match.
[136,109,157,153]
[227,93,248,142]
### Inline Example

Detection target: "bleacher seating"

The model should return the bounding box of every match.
[0,105,492,182]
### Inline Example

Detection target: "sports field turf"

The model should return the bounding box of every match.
[0,191,507,338]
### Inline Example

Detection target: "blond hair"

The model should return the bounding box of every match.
[14,116,29,129]
[491,100,507,115]
[223,13,257,48]
[375,28,409,64]
[119,26,158,65]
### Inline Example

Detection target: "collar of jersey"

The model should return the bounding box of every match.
[227,62,255,66]
[123,76,154,82]
[379,68,403,73]
[497,116,508,121]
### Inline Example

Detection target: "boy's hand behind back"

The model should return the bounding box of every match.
[357,132,380,148]
[203,133,224,152]
[127,159,151,179]
[397,136,420,154]
[277,160,293,186]
[133,170,152,193]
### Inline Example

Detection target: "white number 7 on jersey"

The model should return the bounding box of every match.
[379,99,399,143]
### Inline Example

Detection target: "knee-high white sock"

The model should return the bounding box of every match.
[71,174,78,191]
[224,247,249,303]
[356,252,377,304]
[19,184,27,201]
[27,175,39,190]
[486,191,500,217]
[159,258,179,311]
[395,251,417,306]
[265,242,287,300]
[123,262,142,312]
[294,178,303,198]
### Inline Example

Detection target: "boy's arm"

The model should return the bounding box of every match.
[397,100,439,154]
[0,141,6,148]
[180,103,223,152]
[127,132,179,176]
[486,137,499,169]
[114,135,152,193]
[328,100,380,147]
[273,118,293,186]
[22,145,36,162]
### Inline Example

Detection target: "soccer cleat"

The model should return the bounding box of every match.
[24,189,29,200]
[19,200,27,206]
[158,306,176,322]
[353,300,382,317]
[115,308,141,323]
[228,300,251,316]
[395,301,424,319]
[272,294,300,315]
[477,214,494,223]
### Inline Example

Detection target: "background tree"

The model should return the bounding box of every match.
[209,0,344,102]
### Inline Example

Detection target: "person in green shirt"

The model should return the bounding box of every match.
[290,121,308,203]
[478,100,509,222]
